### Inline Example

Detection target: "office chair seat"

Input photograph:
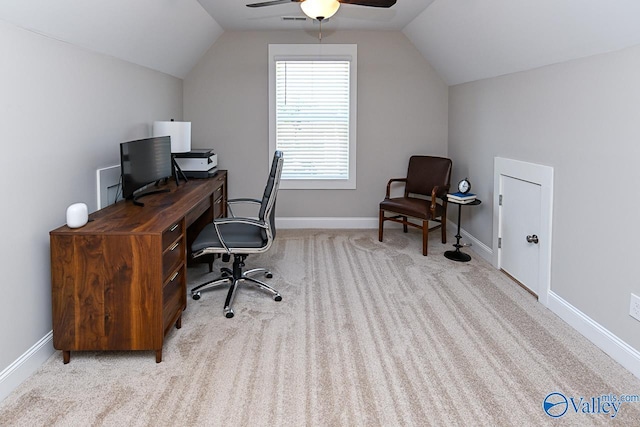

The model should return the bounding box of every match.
[192,222,266,252]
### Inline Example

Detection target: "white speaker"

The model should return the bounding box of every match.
[66,203,88,228]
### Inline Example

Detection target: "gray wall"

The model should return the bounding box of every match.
[0,20,182,375]
[184,30,448,218]
[448,44,640,350]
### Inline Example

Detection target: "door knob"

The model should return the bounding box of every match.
[526,234,539,244]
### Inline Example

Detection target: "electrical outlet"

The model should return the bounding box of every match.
[630,294,640,322]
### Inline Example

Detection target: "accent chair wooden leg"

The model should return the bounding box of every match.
[155,349,162,363]
[422,220,428,256]
[378,209,384,242]
[62,350,70,364]
[402,216,408,233]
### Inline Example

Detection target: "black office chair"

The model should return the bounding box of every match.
[190,151,284,318]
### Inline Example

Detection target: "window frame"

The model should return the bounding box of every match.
[268,44,357,190]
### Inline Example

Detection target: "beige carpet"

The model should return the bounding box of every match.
[1,229,640,426]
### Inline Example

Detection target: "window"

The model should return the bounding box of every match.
[269,44,357,189]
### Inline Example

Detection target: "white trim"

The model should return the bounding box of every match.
[0,331,55,403]
[493,157,554,307]
[548,292,640,379]
[277,217,377,229]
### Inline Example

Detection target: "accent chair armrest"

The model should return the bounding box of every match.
[430,185,451,213]
[385,177,407,198]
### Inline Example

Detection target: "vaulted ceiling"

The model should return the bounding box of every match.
[2,0,640,85]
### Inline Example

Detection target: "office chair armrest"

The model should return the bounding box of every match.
[227,198,262,218]
[227,198,262,205]
[385,178,407,198]
[213,216,267,228]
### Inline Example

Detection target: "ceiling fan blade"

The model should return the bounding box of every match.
[338,0,396,7]
[246,0,300,8]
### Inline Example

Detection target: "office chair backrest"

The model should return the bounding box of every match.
[405,156,452,196]
[259,151,284,241]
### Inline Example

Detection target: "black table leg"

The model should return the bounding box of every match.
[445,202,472,262]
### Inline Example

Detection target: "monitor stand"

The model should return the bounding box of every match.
[132,186,170,207]
[172,155,188,186]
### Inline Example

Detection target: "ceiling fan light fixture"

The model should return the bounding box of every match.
[300,0,340,21]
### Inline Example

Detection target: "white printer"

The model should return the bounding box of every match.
[174,149,218,178]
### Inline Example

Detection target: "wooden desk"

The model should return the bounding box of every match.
[50,171,227,363]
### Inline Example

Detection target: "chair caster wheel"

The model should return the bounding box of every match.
[265,272,273,278]
[225,310,234,319]
[274,295,282,302]
[192,293,201,300]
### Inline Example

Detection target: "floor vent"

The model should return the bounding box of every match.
[281,16,308,21]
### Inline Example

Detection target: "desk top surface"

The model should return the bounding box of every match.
[51,171,226,236]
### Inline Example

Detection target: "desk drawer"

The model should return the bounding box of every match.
[163,267,184,330]
[162,223,182,249]
[213,197,224,218]
[213,185,223,203]
[162,239,183,280]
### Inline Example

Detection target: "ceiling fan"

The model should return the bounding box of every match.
[247,0,397,21]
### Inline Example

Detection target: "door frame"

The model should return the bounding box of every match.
[493,157,554,306]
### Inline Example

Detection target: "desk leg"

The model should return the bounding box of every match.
[444,203,472,262]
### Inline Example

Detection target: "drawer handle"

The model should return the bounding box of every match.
[170,271,179,282]
[170,242,180,251]
[170,224,179,232]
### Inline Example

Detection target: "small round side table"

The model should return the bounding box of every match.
[444,198,481,262]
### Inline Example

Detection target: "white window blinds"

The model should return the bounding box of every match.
[275,60,350,180]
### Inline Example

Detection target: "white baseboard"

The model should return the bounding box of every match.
[548,292,640,379]
[0,331,55,403]
[278,216,453,230]
[277,217,379,229]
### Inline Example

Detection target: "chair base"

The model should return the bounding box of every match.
[191,254,281,318]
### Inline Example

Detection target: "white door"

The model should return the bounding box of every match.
[499,176,541,297]
[493,157,553,306]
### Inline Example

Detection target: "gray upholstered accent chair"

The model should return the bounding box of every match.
[378,155,452,256]
[190,151,284,318]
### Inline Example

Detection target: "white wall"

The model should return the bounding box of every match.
[184,30,448,218]
[448,43,640,351]
[0,20,183,397]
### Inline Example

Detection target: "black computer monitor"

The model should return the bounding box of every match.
[120,136,172,206]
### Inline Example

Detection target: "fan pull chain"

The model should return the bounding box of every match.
[318,18,323,42]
